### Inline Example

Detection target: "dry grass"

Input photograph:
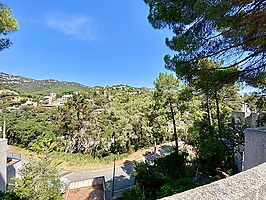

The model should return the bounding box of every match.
[7,141,186,172]
[8,145,38,159]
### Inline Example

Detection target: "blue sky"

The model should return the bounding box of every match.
[0,0,174,88]
[0,1,256,94]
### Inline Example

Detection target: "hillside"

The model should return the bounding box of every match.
[0,72,89,94]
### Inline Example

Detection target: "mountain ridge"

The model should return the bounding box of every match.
[0,72,89,94]
[0,72,152,95]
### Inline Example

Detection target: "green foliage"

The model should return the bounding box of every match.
[1,82,183,157]
[13,156,62,200]
[1,71,245,169]
[153,73,182,152]
[144,0,265,85]
[125,152,197,200]
[3,106,56,148]
[156,178,198,199]
[0,72,250,200]
[0,4,19,51]
[187,59,238,94]
[0,191,21,200]
[53,87,171,156]
[29,133,62,153]
[193,119,236,175]
[154,72,180,94]
[225,120,246,147]
[122,185,144,200]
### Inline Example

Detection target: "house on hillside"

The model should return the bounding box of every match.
[22,101,38,107]
[61,94,72,103]
[232,104,266,171]
[40,95,53,105]
[40,93,74,107]
[232,103,265,127]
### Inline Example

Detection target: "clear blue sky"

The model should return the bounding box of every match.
[0,0,175,88]
[0,1,256,94]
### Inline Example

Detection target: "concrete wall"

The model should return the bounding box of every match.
[234,145,244,172]
[0,139,7,192]
[244,128,266,170]
[7,159,22,189]
[160,162,266,200]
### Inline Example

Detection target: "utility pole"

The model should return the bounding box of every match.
[111,156,116,199]
[111,132,116,199]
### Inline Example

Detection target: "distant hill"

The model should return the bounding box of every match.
[0,72,89,95]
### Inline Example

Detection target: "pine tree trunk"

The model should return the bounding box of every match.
[169,99,178,153]
[215,91,221,134]
[206,95,211,128]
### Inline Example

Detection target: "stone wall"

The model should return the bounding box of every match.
[160,162,266,200]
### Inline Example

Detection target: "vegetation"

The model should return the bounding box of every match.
[1,71,265,198]
[0,3,18,51]
[1,72,264,200]
[144,0,265,85]
[123,152,198,200]
[0,72,89,95]
[153,73,181,152]
[1,1,265,199]
[13,157,62,200]
[0,156,62,200]
[3,83,172,156]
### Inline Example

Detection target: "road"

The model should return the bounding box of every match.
[62,161,135,199]
[61,143,175,199]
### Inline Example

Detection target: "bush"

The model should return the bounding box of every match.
[156,178,198,199]
[0,191,21,200]
[122,185,144,200]
[128,152,197,200]
[13,156,62,200]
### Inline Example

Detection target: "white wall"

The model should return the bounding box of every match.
[0,139,7,192]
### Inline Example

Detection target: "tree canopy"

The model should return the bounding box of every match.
[144,0,265,85]
[153,72,181,152]
[0,3,18,51]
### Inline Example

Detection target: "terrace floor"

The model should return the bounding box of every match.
[65,185,104,200]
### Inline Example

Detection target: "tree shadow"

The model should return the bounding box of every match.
[142,144,174,165]
[105,174,134,199]
[86,184,105,200]
[104,145,175,199]
[158,144,174,155]
[105,160,137,199]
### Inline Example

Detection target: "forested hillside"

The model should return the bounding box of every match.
[0,72,89,94]
[0,72,246,155]
[1,72,265,200]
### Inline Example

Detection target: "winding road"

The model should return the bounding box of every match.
[61,143,175,199]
